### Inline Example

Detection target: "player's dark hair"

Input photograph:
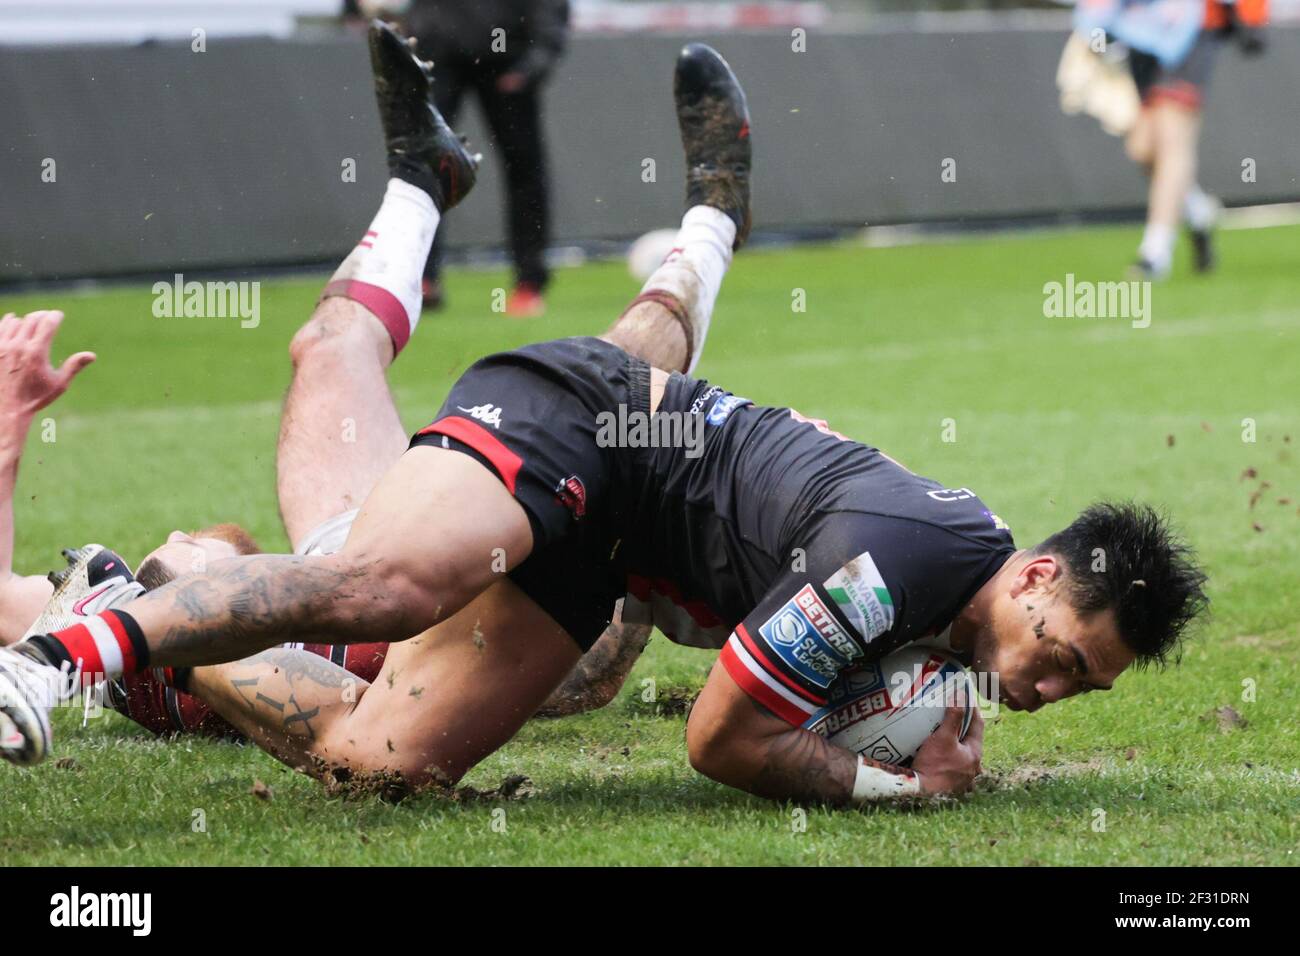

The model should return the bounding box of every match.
[1034,502,1208,667]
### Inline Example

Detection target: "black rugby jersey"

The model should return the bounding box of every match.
[618,372,1016,724]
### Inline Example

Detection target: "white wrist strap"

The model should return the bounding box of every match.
[851,755,922,803]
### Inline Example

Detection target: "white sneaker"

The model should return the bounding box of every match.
[22,544,144,640]
[0,711,22,751]
[0,647,75,766]
[0,545,140,766]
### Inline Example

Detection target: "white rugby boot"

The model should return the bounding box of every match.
[0,644,74,765]
[22,544,143,639]
[1,545,143,766]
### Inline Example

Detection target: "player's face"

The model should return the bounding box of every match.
[973,556,1136,713]
[140,531,240,581]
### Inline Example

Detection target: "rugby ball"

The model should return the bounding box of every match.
[801,645,975,767]
[626,229,679,282]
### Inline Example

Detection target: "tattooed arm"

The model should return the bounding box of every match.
[686,657,859,803]
[115,538,454,670]
[686,657,983,805]
[534,612,651,718]
[187,647,367,776]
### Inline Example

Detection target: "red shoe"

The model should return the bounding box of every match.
[504,283,545,317]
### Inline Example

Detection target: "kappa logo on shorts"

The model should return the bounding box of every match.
[823,551,895,644]
[758,584,863,688]
[456,404,503,429]
[554,475,587,520]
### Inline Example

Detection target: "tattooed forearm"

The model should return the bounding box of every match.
[535,622,652,718]
[181,647,373,778]
[748,699,859,805]
[208,647,367,746]
[282,695,321,739]
[174,578,219,622]
[226,676,316,739]
[130,554,380,666]
[246,647,357,689]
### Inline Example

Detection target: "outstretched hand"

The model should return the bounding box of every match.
[0,311,96,419]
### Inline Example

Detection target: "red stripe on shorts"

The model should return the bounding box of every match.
[415,416,524,494]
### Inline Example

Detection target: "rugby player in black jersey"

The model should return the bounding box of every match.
[0,23,1206,807]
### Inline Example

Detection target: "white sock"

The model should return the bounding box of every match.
[323,178,440,354]
[639,205,735,374]
[1184,184,1217,232]
[1139,223,1175,273]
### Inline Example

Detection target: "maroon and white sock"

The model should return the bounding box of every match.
[637,206,735,374]
[321,178,440,356]
[25,610,149,688]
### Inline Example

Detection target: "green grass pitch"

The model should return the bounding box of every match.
[1,222,1297,865]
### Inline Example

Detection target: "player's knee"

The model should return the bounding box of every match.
[1124,132,1152,166]
[288,305,385,369]
[315,730,466,792]
[289,317,338,369]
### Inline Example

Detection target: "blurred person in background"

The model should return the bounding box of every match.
[390,0,571,316]
[1074,0,1268,279]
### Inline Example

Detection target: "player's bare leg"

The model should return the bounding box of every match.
[1124,109,1156,171]
[602,43,751,375]
[188,578,577,786]
[277,22,478,545]
[577,44,758,706]
[277,300,408,545]
[0,442,536,767]
[1126,100,1207,278]
[1141,102,1199,273]
[273,302,398,547]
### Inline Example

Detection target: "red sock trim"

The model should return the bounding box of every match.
[102,610,141,674]
[1144,83,1203,111]
[321,278,412,355]
[48,623,106,683]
